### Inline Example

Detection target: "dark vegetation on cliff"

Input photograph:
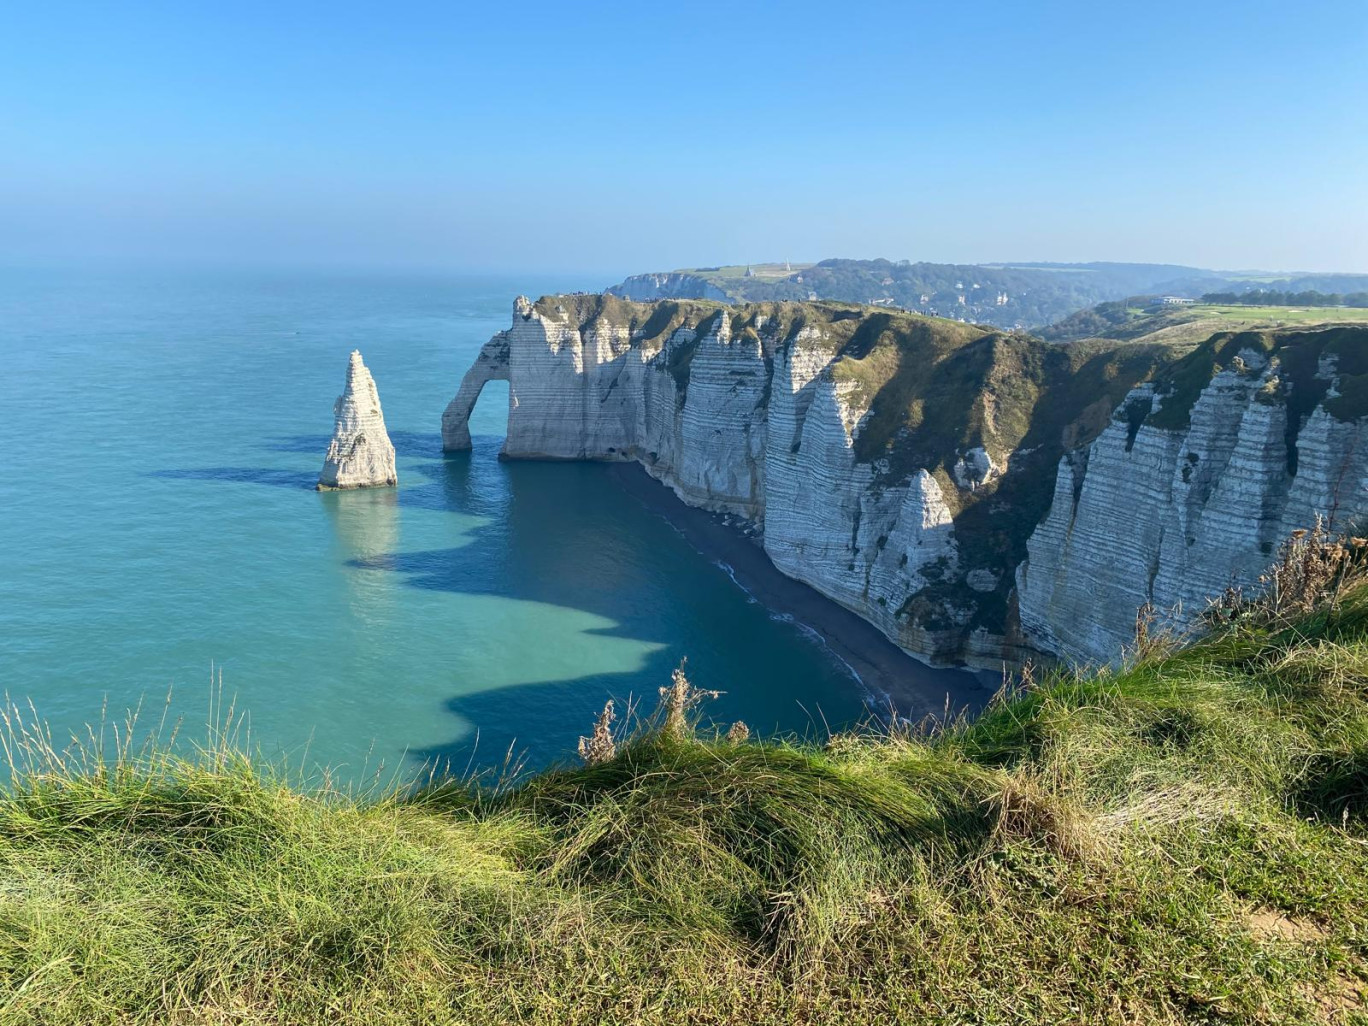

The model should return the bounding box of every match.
[4,557,1368,1023]
[827,315,1177,631]
[1142,325,1368,432]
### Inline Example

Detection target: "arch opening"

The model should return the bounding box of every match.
[441,336,512,451]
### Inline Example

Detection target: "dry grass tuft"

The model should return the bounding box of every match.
[657,660,721,739]
[986,770,1107,862]
[577,700,617,765]
[1206,515,1368,630]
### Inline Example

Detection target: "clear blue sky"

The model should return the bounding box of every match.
[2,0,1365,275]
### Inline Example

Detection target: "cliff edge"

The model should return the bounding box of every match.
[443,297,1368,667]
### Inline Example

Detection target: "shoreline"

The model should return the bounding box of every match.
[606,462,998,723]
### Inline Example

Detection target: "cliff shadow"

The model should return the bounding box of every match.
[149,430,454,502]
[148,429,960,777]
[147,466,319,490]
[353,446,872,773]
[406,650,696,782]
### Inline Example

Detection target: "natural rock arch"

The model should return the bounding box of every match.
[441,333,511,451]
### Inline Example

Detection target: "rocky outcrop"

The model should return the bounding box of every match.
[1017,328,1368,664]
[318,350,398,490]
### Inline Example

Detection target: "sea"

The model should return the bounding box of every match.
[0,268,871,783]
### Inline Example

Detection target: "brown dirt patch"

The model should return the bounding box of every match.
[1247,909,1326,944]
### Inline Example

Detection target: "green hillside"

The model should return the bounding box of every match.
[1041,300,1368,346]
[3,542,1367,1023]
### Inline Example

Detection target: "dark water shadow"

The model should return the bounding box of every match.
[408,652,694,781]
[147,466,318,490]
[149,435,716,768]
[353,447,895,774]
[145,432,958,777]
[150,430,449,496]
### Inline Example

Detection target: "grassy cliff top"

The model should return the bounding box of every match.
[1041,299,1368,346]
[4,579,1368,1023]
[1144,324,1368,430]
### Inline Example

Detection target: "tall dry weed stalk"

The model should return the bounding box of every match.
[995,659,1038,704]
[659,661,721,739]
[1261,515,1365,616]
[1205,515,1368,628]
[577,700,617,765]
[1126,600,1183,662]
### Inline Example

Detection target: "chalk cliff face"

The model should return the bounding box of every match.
[319,350,398,490]
[444,297,1165,666]
[605,272,729,303]
[443,300,1368,667]
[1017,328,1368,664]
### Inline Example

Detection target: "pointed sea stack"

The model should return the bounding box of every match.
[317,350,398,490]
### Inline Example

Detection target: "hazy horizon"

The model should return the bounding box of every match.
[3,1,1366,275]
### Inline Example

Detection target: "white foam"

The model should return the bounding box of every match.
[713,560,759,604]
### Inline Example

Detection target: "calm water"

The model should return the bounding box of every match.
[0,269,867,781]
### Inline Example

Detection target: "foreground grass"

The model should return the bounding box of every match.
[4,598,1368,1023]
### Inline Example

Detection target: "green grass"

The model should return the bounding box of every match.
[5,589,1368,1023]
[1144,325,1368,431]
[1047,302,1368,347]
[1195,304,1368,324]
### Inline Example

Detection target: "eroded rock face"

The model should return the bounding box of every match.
[1018,330,1368,664]
[441,297,1154,667]
[605,272,729,302]
[318,350,397,490]
[442,301,1368,668]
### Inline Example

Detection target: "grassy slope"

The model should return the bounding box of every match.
[1043,302,1368,347]
[4,589,1368,1023]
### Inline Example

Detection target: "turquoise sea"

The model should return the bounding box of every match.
[0,269,872,781]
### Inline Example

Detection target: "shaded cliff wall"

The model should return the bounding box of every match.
[1017,328,1368,664]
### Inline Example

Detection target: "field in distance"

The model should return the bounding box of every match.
[1043,300,1368,345]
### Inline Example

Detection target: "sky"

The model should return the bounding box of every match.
[1,0,1366,276]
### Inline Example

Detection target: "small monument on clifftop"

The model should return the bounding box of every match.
[317,350,398,490]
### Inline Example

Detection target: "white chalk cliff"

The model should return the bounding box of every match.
[319,350,398,490]
[443,299,1368,667]
[606,272,729,302]
[1017,330,1368,664]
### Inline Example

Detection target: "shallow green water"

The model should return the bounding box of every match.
[0,269,868,781]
